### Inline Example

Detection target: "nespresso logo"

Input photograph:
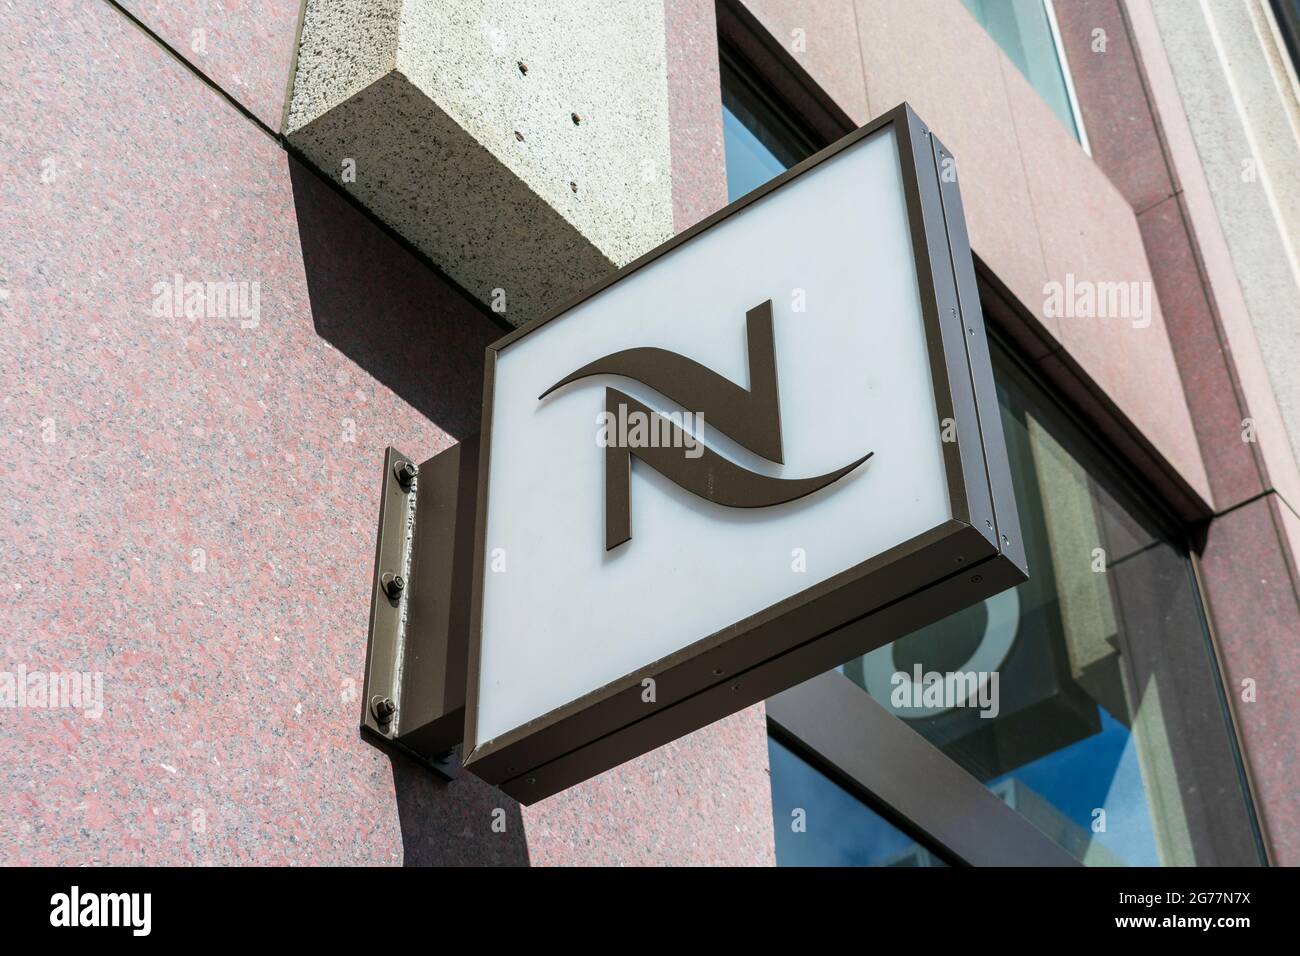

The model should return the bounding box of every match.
[540,300,872,549]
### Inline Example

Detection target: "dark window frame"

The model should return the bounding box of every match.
[720,48,822,167]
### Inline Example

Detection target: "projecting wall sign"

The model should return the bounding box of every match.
[360,103,1028,803]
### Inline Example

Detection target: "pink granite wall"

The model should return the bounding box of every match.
[0,0,775,866]
[665,0,731,232]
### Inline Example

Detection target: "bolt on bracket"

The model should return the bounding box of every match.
[360,443,479,779]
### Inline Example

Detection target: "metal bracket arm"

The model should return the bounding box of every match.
[360,440,479,778]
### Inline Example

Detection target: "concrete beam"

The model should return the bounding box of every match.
[286,0,676,326]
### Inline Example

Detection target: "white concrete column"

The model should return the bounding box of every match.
[286,0,676,325]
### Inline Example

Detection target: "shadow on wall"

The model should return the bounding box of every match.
[390,755,529,866]
[288,158,503,441]
[288,158,524,863]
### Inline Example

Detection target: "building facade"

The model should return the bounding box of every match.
[2,0,1298,866]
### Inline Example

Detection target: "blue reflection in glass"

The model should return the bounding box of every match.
[768,736,945,866]
[722,104,790,202]
[988,708,1159,866]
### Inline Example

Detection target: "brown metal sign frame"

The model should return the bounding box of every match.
[449,103,1025,804]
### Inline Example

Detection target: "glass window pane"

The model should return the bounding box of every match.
[722,104,788,203]
[961,0,1080,141]
[720,60,816,202]
[768,736,948,866]
[840,343,1261,866]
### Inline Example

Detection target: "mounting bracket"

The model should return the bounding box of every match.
[360,441,479,779]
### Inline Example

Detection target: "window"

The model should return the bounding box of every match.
[720,55,820,202]
[961,0,1087,147]
[768,736,948,866]
[719,57,1260,866]
[840,344,1260,865]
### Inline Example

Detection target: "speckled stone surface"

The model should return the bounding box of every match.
[0,0,498,865]
[999,46,1212,510]
[522,706,775,866]
[1053,0,1300,516]
[853,0,1056,346]
[120,0,303,129]
[1198,495,1300,866]
[286,0,677,325]
[1051,0,1177,215]
[664,0,728,233]
[744,0,870,125]
[1118,0,1300,517]
[1147,0,1300,470]
[0,0,776,866]
[1136,194,1261,507]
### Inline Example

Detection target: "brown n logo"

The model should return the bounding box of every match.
[540,300,872,550]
